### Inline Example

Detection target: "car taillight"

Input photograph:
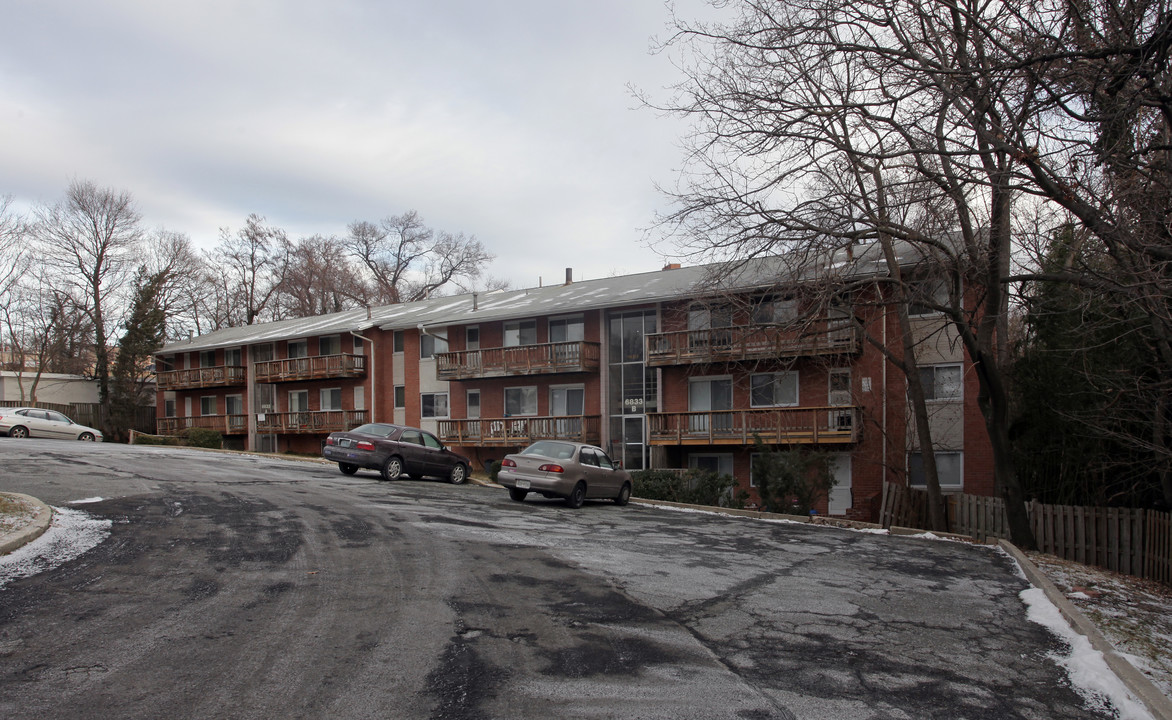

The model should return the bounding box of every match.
[325,437,336,446]
[538,464,564,473]
[356,441,375,451]
[501,458,517,468]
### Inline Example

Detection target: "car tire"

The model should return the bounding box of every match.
[9,426,28,439]
[615,482,631,506]
[338,462,359,476]
[381,456,404,482]
[564,481,586,509]
[78,432,95,442]
[449,463,468,485]
[509,487,528,502]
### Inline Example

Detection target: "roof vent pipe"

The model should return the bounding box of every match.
[565,267,573,285]
[472,292,478,311]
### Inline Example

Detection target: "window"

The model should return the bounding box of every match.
[421,432,443,449]
[919,364,962,401]
[752,298,797,325]
[504,319,537,347]
[393,331,405,353]
[689,453,733,477]
[353,386,365,411]
[829,369,851,406]
[320,387,342,411]
[420,333,448,358]
[287,339,308,358]
[505,386,538,416]
[689,378,732,412]
[687,305,733,330]
[224,348,242,366]
[164,397,176,418]
[289,390,308,412]
[750,373,799,407]
[549,316,584,343]
[421,392,449,418]
[467,389,481,419]
[319,335,341,356]
[466,326,480,350]
[226,395,243,415]
[353,336,364,354]
[550,386,585,415]
[200,350,216,367]
[394,385,406,409]
[200,396,217,415]
[907,276,949,317]
[909,452,963,489]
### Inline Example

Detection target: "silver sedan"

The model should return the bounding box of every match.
[497,440,631,508]
[0,407,104,441]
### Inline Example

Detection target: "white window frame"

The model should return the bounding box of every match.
[287,339,308,359]
[466,389,481,419]
[465,326,480,351]
[550,384,586,416]
[320,387,342,411]
[288,389,309,412]
[224,347,242,366]
[393,385,406,409]
[420,333,448,359]
[548,315,585,343]
[504,386,539,417]
[392,331,405,354]
[908,451,964,490]
[687,375,734,412]
[200,395,217,416]
[919,364,963,402]
[353,386,365,411]
[319,334,341,356]
[749,372,799,408]
[421,392,449,419]
[504,319,537,347]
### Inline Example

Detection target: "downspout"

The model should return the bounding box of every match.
[350,330,376,422]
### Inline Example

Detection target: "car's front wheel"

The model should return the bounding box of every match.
[381,456,404,482]
[615,482,631,506]
[509,487,528,502]
[449,463,468,485]
[564,481,586,509]
[338,462,359,476]
[78,432,95,442]
[8,426,28,439]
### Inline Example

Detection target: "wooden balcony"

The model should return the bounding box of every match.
[435,342,601,380]
[648,406,860,446]
[645,320,860,366]
[438,415,602,447]
[253,353,367,383]
[157,414,248,435]
[156,365,247,390]
[256,410,369,434]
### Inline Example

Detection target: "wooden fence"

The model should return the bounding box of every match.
[0,400,157,436]
[879,481,1172,587]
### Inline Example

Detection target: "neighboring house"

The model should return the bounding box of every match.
[0,371,102,406]
[153,252,994,519]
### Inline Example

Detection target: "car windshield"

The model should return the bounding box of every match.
[520,441,576,460]
[350,423,397,438]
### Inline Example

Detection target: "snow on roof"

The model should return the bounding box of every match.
[158,244,913,354]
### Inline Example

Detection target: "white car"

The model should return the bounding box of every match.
[0,407,104,441]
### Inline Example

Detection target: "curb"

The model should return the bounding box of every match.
[0,492,54,556]
[999,539,1172,720]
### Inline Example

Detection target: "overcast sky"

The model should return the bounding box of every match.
[0,0,723,288]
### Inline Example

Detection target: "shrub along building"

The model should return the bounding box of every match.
[154,250,992,520]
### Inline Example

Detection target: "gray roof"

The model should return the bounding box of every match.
[158,244,906,354]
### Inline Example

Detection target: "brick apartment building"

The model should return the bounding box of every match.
[154,252,993,520]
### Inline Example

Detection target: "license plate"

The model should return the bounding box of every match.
[515,479,531,489]
[340,438,352,448]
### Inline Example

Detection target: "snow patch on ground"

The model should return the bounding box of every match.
[0,506,111,589]
[1020,587,1154,720]
[68,496,104,504]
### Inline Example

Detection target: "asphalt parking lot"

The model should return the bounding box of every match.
[0,441,1122,719]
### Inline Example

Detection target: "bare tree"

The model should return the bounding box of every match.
[272,235,368,319]
[35,180,143,409]
[141,229,213,341]
[344,211,493,303]
[206,214,289,327]
[654,0,1071,545]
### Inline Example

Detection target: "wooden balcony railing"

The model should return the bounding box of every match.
[253,353,367,383]
[645,320,860,366]
[648,406,860,446]
[256,409,369,434]
[156,365,247,390]
[438,415,602,447]
[157,414,248,435]
[435,342,601,380]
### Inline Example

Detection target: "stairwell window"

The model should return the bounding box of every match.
[420,334,448,358]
